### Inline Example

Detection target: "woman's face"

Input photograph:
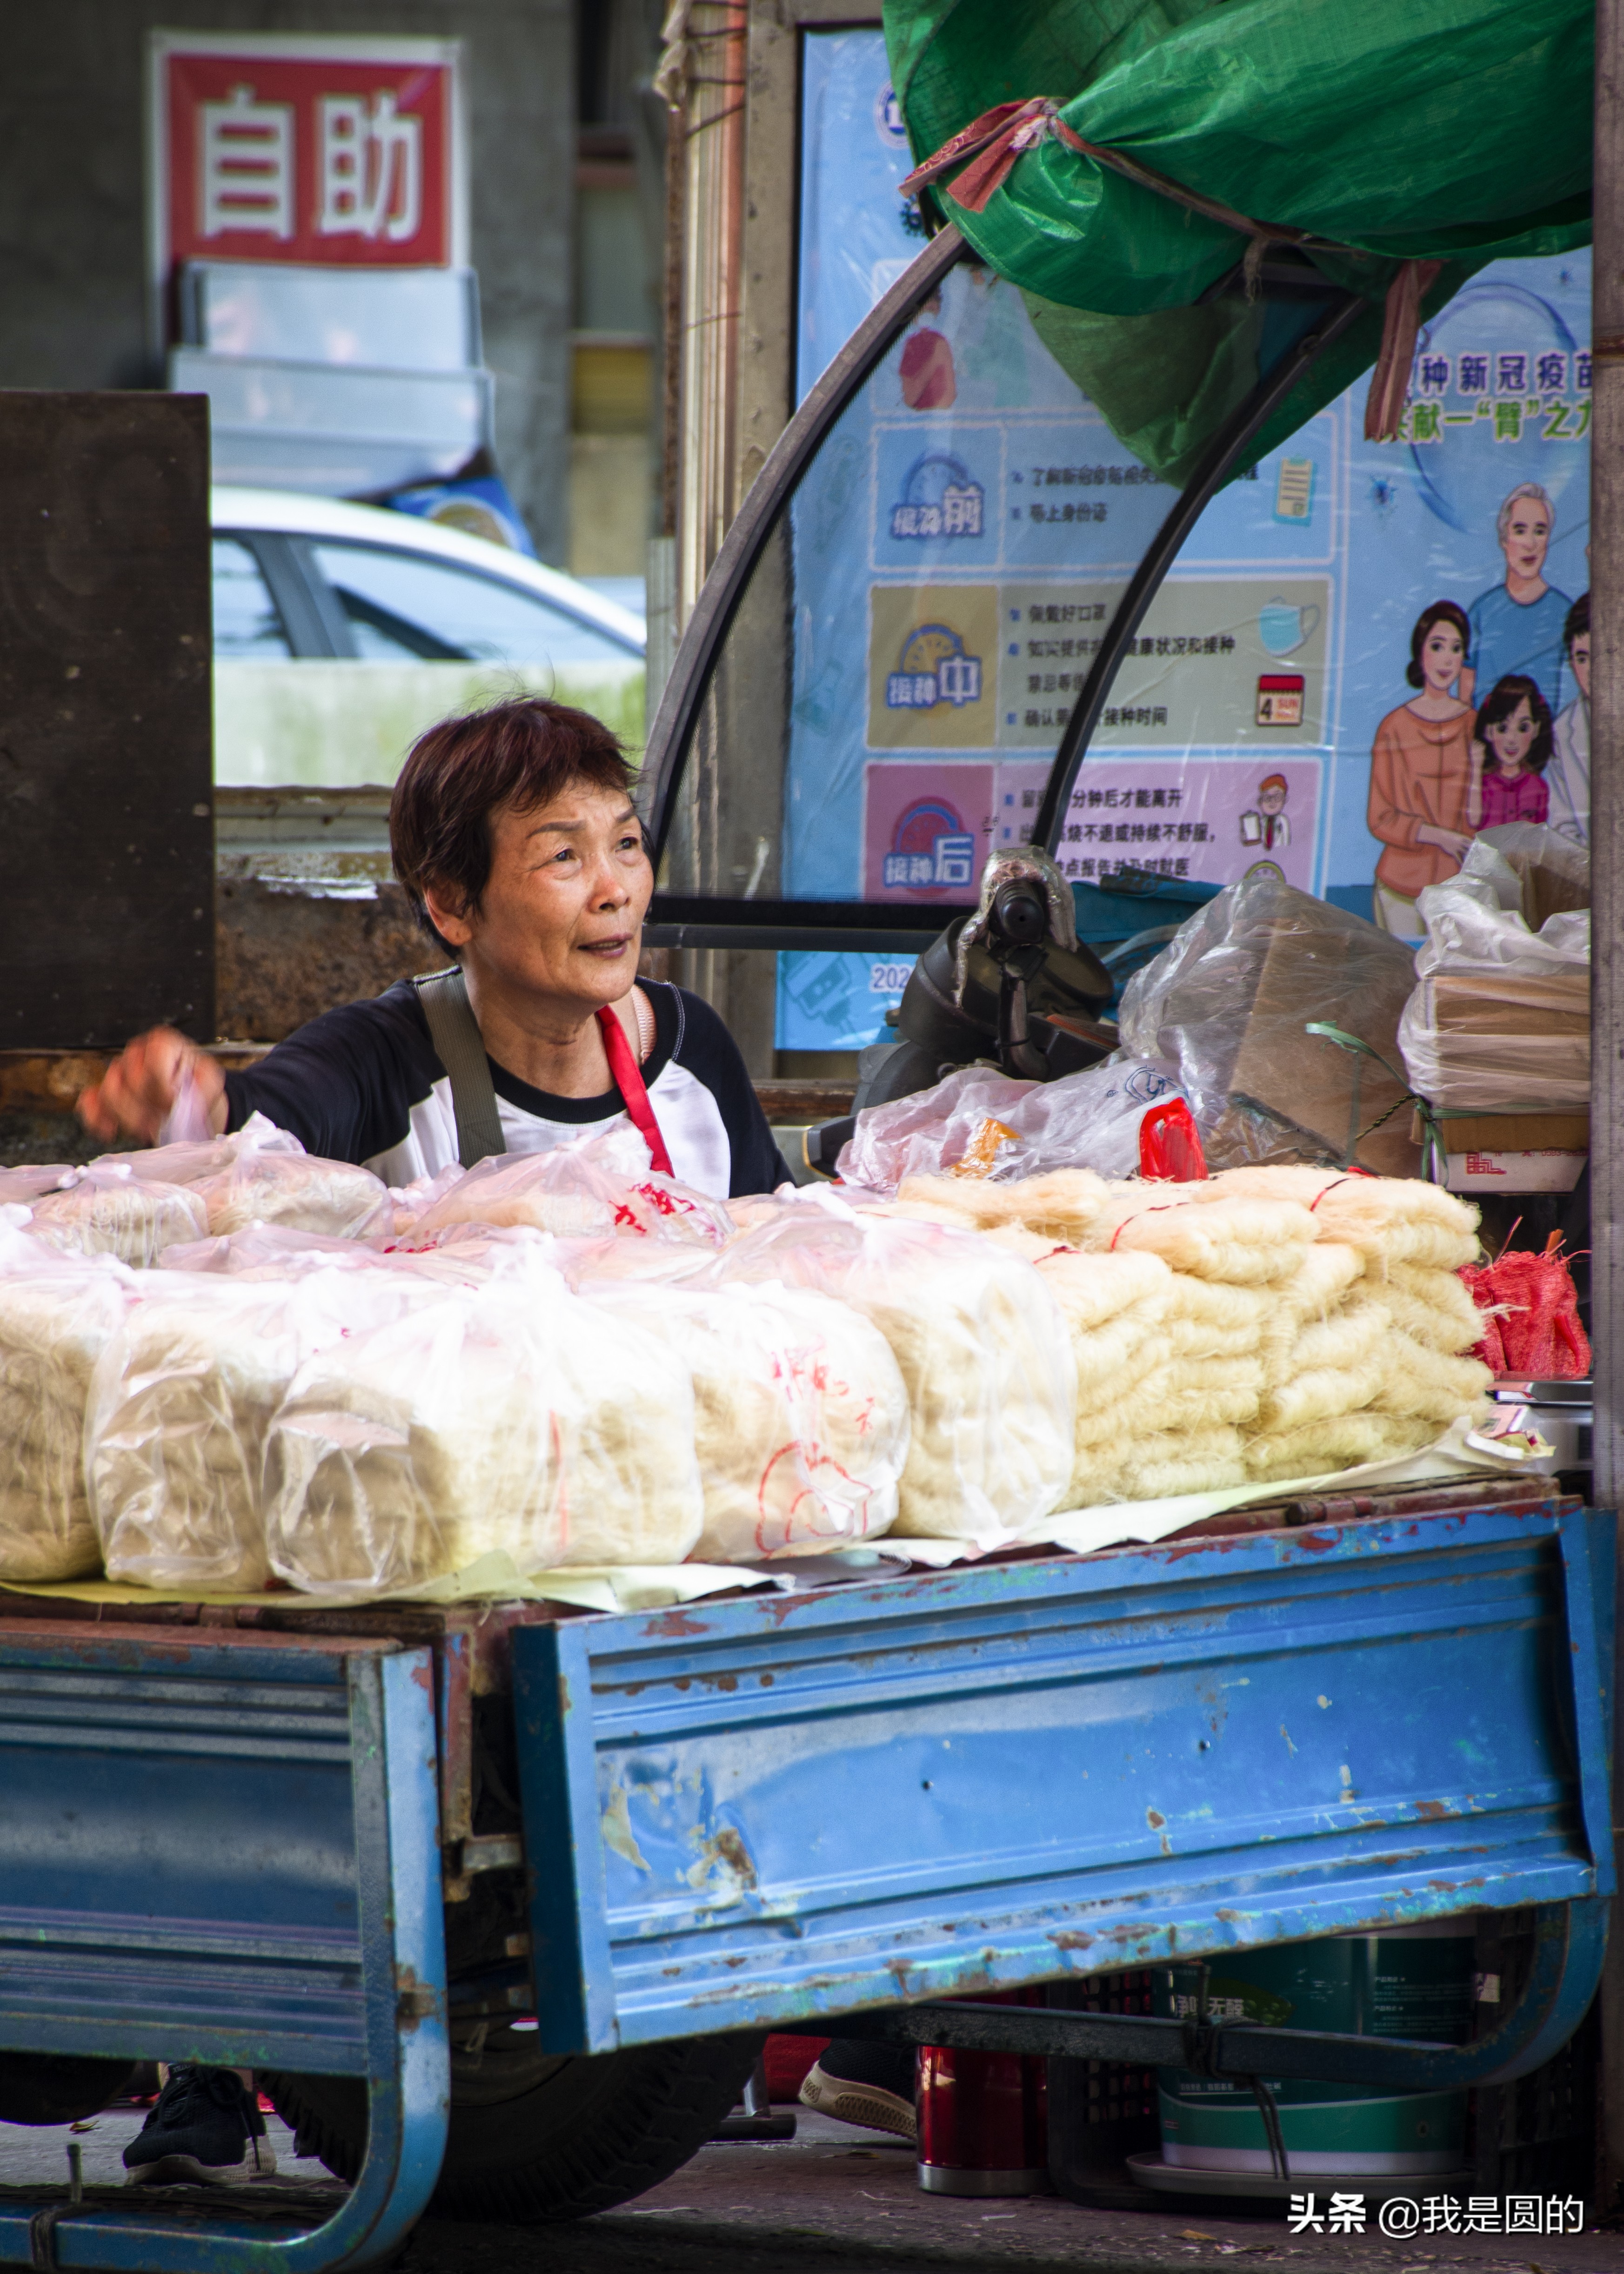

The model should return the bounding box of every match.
[427,780,653,1011]
[1486,698,1536,771]
[1420,621,1464,692]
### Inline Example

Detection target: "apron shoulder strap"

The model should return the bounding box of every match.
[413,968,507,1169]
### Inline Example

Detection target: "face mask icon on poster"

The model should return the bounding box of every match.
[1258,598,1321,657]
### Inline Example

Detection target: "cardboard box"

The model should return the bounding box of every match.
[1444,1149,1587,1194]
[1410,1108,1591,1153]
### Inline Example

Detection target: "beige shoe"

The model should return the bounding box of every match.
[799,2047,917,2140]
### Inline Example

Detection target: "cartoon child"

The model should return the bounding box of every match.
[1547,592,1590,844]
[1368,599,1475,937]
[1240,775,1290,852]
[1469,673,1554,830]
[1462,483,1570,714]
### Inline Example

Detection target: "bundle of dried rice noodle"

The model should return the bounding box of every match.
[1256,1298,1392,1434]
[1199,1167,1480,1273]
[1080,1193,1316,1285]
[1243,1411,1434,1484]
[1118,1427,1247,1500]
[709,1206,1076,1542]
[31,1171,207,1268]
[1370,1336,1493,1427]
[88,1265,441,1592]
[0,1249,134,1581]
[1366,1259,1487,1355]
[265,1265,702,1594]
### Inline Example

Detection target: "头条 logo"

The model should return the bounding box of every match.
[886,623,983,711]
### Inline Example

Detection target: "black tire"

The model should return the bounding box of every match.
[264,2023,763,2223]
[0,2054,139,2126]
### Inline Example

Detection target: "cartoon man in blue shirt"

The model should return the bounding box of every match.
[1462,482,1570,715]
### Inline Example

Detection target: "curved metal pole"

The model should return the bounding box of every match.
[643,224,968,861]
[1032,289,1369,851]
[816,1898,1610,2093]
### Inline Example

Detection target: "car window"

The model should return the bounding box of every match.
[213,537,291,658]
[309,542,638,666]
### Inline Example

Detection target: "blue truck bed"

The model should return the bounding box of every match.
[0,1482,1609,2269]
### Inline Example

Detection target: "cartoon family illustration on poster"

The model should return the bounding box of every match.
[1367,480,1590,936]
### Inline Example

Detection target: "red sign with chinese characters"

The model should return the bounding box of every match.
[155,39,458,274]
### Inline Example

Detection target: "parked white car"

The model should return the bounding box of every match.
[212,489,646,788]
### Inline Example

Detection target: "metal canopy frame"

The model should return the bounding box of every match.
[642,227,1370,951]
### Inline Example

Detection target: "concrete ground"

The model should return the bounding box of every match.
[0,2105,1618,2273]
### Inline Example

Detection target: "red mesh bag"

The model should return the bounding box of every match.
[1459,1234,1590,1379]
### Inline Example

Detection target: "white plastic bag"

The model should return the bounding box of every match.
[95,1111,301,1190]
[413,1128,732,1246]
[835,1057,1183,1196]
[705,1195,1076,1543]
[29,1166,208,1267]
[196,1127,391,1241]
[264,1261,703,1595]
[88,1264,441,1592]
[578,1267,910,1560]
[0,1242,135,1581]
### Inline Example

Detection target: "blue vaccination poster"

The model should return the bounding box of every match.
[777,27,1592,1053]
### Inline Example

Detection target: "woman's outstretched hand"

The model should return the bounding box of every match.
[77,1028,227,1146]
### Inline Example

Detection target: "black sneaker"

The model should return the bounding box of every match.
[799,2039,916,2139]
[123,2066,276,2186]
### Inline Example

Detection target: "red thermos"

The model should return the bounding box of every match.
[916,1990,1049,2196]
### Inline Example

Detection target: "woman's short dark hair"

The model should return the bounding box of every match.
[1406,600,1471,689]
[1475,672,1554,775]
[390,698,636,949]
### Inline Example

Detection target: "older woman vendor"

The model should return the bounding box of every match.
[81,698,790,1196]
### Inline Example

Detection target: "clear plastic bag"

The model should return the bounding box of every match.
[196,1128,392,1242]
[95,1111,301,1191]
[264,1259,702,1596]
[0,1166,80,1206]
[1397,866,1590,1111]
[577,1267,910,1560]
[1118,867,1423,1176]
[703,1194,1076,1543]
[29,1167,208,1267]
[412,1128,733,1247]
[834,1056,1184,1196]
[157,1225,373,1277]
[0,1243,135,1581]
[88,1263,441,1592]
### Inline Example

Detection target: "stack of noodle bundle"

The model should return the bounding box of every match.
[0,1247,134,1581]
[87,1263,441,1592]
[1030,1248,1171,1505]
[1190,1168,1491,1475]
[710,1206,1076,1542]
[264,1261,702,1596]
[1058,1192,1316,1498]
[574,1259,911,1560]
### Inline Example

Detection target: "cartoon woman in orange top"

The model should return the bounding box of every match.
[1367,599,1476,938]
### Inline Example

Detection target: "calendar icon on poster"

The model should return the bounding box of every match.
[1256,673,1305,726]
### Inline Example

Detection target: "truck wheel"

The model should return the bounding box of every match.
[0,2055,139,2126]
[264,2022,763,2222]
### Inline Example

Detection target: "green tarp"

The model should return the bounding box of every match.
[883,0,1592,483]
